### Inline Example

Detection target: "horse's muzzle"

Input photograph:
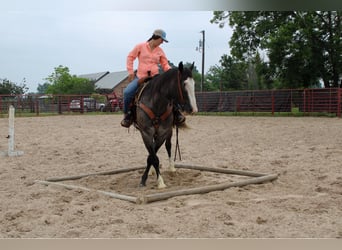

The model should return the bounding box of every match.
[183,108,197,115]
[181,103,198,115]
[191,107,198,114]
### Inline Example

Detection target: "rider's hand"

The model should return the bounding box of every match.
[128,74,135,82]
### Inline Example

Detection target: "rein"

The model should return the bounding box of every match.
[174,126,181,161]
[174,72,183,161]
[139,99,182,161]
[177,71,184,105]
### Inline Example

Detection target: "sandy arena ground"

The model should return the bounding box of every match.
[0,114,341,238]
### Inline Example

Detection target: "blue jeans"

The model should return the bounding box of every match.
[123,77,139,113]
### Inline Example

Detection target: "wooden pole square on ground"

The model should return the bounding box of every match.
[35,163,278,204]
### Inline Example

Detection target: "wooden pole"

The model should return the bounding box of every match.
[35,180,140,204]
[46,166,146,182]
[141,174,278,203]
[175,163,267,177]
[39,164,278,204]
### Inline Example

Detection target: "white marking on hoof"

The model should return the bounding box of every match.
[157,175,167,189]
[168,158,176,172]
[148,168,156,176]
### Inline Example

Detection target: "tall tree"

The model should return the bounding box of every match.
[211,11,342,88]
[37,83,50,94]
[45,65,95,94]
[253,52,274,89]
[206,54,248,91]
[0,78,28,95]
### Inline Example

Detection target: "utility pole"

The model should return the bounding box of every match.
[196,30,205,92]
[200,30,205,92]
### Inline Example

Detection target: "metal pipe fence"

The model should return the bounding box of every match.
[0,88,341,117]
[196,88,341,117]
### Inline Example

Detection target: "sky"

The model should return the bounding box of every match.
[0,8,233,93]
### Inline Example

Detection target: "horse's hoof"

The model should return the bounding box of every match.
[169,167,176,173]
[157,183,167,189]
[139,183,146,188]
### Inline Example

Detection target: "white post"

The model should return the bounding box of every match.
[1,105,24,157]
[8,105,15,153]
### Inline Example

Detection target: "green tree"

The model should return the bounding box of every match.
[206,54,248,91]
[45,65,95,94]
[37,83,51,94]
[204,65,222,91]
[0,78,28,95]
[251,51,274,89]
[211,11,342,88]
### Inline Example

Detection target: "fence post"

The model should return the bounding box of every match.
[338,88,341,118]
[303,89,306,115]
[271,90,275,115]
[35,98,39,116]
[58,96,62,114]
[0,105,24,157]
[80,96,84,114]
[236,96,240,112]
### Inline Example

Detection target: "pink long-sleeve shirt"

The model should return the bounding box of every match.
[126,42,171,79]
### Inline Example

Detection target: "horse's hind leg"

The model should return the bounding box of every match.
[140,162,151,187]
[141,154,166,189]
[165,136,176,172]
[152,154,166,189]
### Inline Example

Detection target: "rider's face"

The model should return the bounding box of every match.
[156,38,164,46]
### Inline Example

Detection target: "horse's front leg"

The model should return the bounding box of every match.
[165,136,176,172]
[140,161,151,187]
[151,154,166,189]
[142,154,166,189]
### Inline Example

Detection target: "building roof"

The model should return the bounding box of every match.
[95,70,128,89]
[78,71,109,82]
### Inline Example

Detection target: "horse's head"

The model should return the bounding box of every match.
[176,61,198,114]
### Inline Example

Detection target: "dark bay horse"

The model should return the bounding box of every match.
[134,62,198,188]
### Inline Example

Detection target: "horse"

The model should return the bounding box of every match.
[133,61,198,189]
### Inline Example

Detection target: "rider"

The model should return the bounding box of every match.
[121,29,185,128]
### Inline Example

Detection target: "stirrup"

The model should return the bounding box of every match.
[121,113,133,128]
[121,119,132,128]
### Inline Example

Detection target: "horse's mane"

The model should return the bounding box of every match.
[140,62,194,106]
[148,68,178,95]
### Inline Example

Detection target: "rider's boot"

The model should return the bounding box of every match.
[120,111,133,128]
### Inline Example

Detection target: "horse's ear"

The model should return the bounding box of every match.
[190,62,194,71]
[178,61,183,72]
